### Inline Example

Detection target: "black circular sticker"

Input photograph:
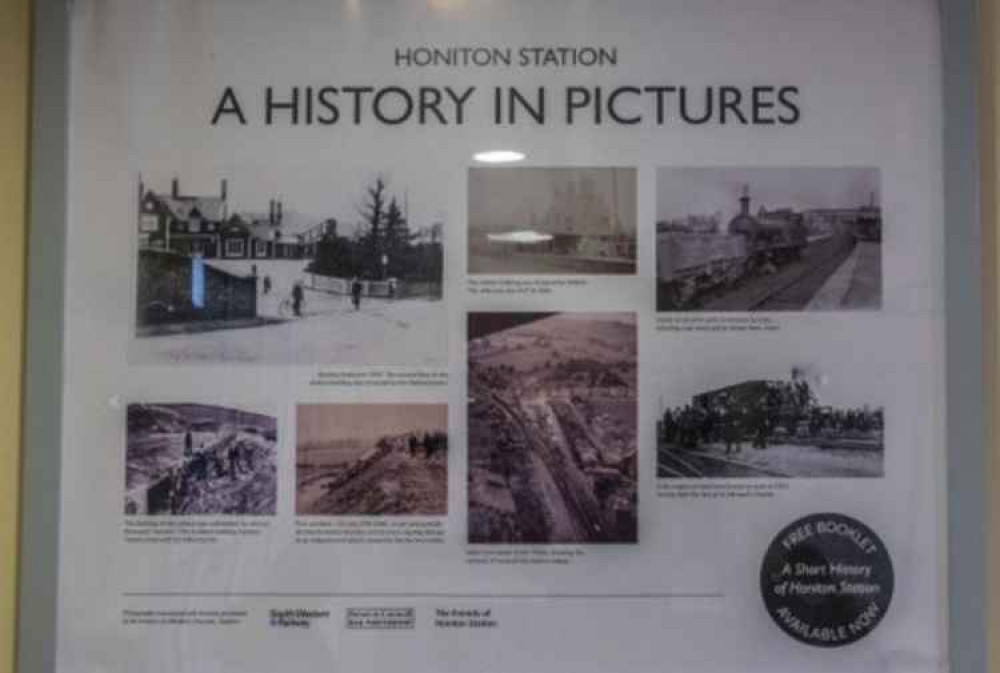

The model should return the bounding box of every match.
[760,513,893,647]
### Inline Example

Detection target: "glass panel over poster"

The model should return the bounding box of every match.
[22,0,978,671]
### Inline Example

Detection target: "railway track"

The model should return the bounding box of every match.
[747,234,856,311]
[658,447,789,478]
[685,231,856,312]
[476,380,609,542]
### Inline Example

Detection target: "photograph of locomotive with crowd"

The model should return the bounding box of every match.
[125,403,277,515]
[468,312,637,544]
[656,361,884,479]
[131,172,445,365]
[656,167,882,311]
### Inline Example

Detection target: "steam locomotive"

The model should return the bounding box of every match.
[656,199,808,310]
[852,209,882,243]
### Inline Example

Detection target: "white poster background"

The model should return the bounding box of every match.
[60,1,945,671]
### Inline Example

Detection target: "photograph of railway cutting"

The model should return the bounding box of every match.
[468,312,638,544]
[656,167,882,311]
[124,403,277,515]
[468,167,637,275]
[296,404,448,516]
[657,362,884,479]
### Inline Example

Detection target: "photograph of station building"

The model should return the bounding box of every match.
[468,167,637,275]
[137,177,332,261]
[130,173,447,366]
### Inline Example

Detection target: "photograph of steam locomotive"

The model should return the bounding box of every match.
[296,403,448,516]
[656,167,882,311]
[468,167,637,275]
[657,362,884,479]
[468,312,637,544]
[124,403,277,515]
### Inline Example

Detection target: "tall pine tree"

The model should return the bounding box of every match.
[357,176,387,278]
[382,197,410,276]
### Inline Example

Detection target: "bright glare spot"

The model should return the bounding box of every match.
[427,0,467,10]
[487,230,553,244]
[473,150,526,164]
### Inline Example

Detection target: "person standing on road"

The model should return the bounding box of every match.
[262,275,272,295]
[749,400,769,450]
[292,281,304,317]
[722,404,742,455]
[351,276,363,311]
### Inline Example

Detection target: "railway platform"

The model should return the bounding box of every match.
[658,441,883,479]
[693,235,880,311]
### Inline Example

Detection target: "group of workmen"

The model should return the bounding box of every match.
[406,431,448,460]
[157,431,259,512]
[661,397,776,455]
[661,384,882,455]
[806,407,881,436]
[372,430,448,461]
[182,430,256,478]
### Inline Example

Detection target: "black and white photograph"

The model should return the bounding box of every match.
[296,404,448,516]
[656,167,882,311]
[131,173,445,365]
[124,403,278,515]
[657,362,884,479]
[468,312,637,544]
[468,167,637,275]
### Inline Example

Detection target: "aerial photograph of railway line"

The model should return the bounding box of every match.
[296,403,448,516]
[657,360,884,479]
[655,167,882,311]
[124,403,277,515]
[468,312,637,544]
[468,167,637,275]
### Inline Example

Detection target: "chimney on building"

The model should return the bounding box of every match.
[277,199,283,225]
[739,184,750,216]
[220,179,228,201]
[269,199,276,225]
[171,178,179,198]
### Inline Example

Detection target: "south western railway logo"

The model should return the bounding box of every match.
[269,608,331,629]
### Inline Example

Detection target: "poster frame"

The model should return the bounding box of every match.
[14,1,988,671]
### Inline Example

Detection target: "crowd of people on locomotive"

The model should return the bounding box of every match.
[660,380,882,455]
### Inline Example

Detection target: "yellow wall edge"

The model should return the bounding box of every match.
[0,0,30,671]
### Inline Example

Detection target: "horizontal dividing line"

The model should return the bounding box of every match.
[122,592,724,600]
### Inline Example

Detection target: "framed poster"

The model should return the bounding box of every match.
[15,1,989,672]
